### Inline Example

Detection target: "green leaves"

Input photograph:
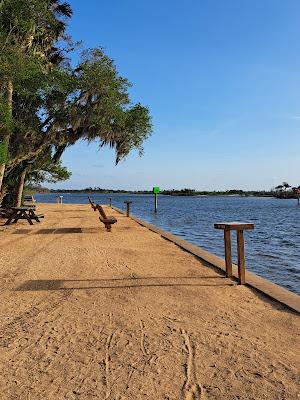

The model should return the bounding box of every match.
[0,140,8,164]
[1,0,152,200]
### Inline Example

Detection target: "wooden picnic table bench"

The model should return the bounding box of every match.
[96,205,117,232]
[0,207,13,218]
[4,207,44,226]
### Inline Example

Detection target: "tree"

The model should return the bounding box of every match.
[1,2,152,206]
[0,0,73,190]
[282,182,291,198]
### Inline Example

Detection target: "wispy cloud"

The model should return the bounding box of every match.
[207,120,237,137]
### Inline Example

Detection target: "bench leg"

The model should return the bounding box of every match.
[105,223,112,232]
[20,210,33,225]
[237,230,246,284]
[224,229,232,278]
[4,215,15,225]
[25,214,34,225]
[29,211,40,222]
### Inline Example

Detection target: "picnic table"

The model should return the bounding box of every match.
[4,207,44,226]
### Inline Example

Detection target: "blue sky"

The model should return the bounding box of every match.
[54,0,300,190]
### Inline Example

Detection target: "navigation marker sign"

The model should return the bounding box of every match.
[153,187,160,212]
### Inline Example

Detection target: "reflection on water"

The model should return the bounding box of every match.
[35,193,300,295]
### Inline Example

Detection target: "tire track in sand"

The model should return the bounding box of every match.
[180,328,205,400]
[104,313,116,400]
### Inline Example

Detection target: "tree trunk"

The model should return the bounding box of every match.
[0,79,13,191]
[0,164,6,190]
[16,168,27,207]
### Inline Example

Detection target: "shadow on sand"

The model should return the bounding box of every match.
[16,275,235,291]
[12,227,101,234]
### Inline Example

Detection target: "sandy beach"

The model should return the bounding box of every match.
[0,203,299,399]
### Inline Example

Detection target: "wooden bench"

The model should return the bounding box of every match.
[88,197,97,211]
[96,205,117,232]
[23,195,36,207]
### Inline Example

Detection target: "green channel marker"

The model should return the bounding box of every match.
[153,187,160,212]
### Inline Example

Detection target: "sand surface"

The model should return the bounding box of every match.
[0,203,299,400]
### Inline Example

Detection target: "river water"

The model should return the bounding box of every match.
[35,193,300,295]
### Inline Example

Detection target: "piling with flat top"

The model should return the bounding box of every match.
[124,201,132,217]
[214,222,254,284]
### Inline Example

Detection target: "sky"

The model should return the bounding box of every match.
[53,0,300,191]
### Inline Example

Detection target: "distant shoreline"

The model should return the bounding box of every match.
[29,189,296,199]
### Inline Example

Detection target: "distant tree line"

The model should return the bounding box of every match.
[27,185,295,198]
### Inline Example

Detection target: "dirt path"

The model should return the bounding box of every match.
[0,203,299,399]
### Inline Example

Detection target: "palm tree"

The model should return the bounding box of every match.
[282,182,291,198]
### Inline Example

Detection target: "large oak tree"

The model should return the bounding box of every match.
[0,0,152,205]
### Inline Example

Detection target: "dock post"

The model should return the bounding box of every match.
[124,201,132,217]
[153,187,160,213]
[154,193,158,213]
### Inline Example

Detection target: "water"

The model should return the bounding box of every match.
[35,193,300,295]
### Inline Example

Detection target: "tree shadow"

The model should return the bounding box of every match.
[13,227,102,234]
[13,228,83,234]
[16,275,235,291]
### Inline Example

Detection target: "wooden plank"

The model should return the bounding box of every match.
[215,222,254,230]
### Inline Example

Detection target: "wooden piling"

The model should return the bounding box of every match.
[124,201,132,217]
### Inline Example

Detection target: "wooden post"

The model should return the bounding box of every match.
[124,201,132,217]
[108,197,112,207]
[237,230,245,285]
[154,193,158,213]
[224,229,232,277]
